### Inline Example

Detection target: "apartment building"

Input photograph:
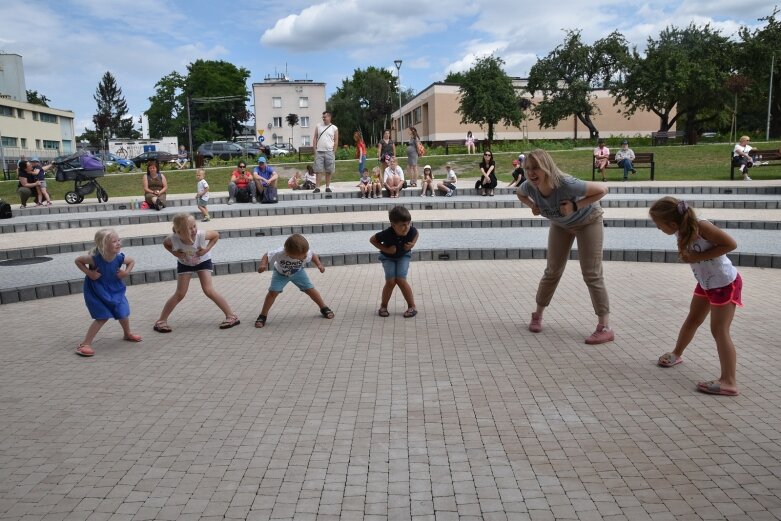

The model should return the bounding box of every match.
[252,75,326,149]
[0,54,76,163]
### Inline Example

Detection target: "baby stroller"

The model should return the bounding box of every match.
[54,152,109,204]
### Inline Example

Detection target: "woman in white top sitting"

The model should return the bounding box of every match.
[383,156,405,198]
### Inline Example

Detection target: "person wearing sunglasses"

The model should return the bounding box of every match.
[228,161,257,204]
[478,151,497,196]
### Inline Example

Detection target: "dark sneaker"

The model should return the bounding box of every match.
[313,188,320,193]
[325,187,332,193]
[528,312,543,333]
[585,325,614,345]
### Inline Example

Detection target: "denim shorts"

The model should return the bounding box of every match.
[196,197,208,207]
[379,252,411,280]
[269,268,314,292]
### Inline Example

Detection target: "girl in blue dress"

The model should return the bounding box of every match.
[74,229,141,356]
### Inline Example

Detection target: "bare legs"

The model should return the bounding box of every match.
[157,272,235,325]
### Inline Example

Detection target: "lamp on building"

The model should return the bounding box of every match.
[394,59,402,143]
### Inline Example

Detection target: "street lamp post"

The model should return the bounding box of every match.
[394,59,402,144]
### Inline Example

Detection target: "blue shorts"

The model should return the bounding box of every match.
[177,259,213,274]
[379,252,411,280]
[269,268,314,292]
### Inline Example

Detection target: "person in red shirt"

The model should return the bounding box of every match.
[354,131,367,176]
[228,160,258,204]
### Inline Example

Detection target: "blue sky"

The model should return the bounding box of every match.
[0,0,773,134]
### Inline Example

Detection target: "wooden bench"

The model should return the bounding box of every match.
[591,152,655,181]
[651,131,686,146]
[730,148,781,180]
[436,140,482,155]
[297,146,315,161]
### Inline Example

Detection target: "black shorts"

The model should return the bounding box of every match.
[177,259,214,274]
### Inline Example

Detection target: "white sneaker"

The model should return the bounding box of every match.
[743,175,752,181]
[227,198,235,205]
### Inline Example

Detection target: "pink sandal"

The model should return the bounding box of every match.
[75,344,94,357]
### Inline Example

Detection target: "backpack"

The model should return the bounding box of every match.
[261,186,278,204]
[0,199,13,219]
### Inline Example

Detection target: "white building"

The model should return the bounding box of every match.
[252,74,326,149]
[0,54,77,172]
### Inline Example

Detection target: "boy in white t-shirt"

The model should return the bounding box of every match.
[195,168,210,222]
[254,234,335,328]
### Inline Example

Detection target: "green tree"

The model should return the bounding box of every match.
[146,72,187,143]
[736,9,781,137]
[286,113,299,147]
[613,24,734,143]
[146,60,250,147]
[527,31,630,140]
[92,71,138,140]
[454,55,524,144]
[327,67,397,145]
[26,90,50,107]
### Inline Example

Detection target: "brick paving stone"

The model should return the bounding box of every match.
[1,254,781,519]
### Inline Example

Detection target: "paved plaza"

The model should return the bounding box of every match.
[1,180,781,520]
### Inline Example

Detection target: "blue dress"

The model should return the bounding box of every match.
[83,252,130,320]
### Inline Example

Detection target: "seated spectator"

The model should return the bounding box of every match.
[252,156,278,197]
[16,160,40,208]
[383,156,404,198]
[594,138,610,182]
[436,162,457,197]
[228,160,257,204]
[176,145,189,170]
[732,135,754,181]
[288,171,303,190]
[301,165,317,190]
[615,140,636,181]
[508,155,526,188]
[142,161,168,210]
[478,150,497,196]
[30,157,54,206]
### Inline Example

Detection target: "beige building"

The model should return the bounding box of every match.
[392,80,667,143]
[252,75,326,149]
[0,54,77,173]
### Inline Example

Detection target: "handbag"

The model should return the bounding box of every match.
[416,141,425,157]
[261,186,278,204]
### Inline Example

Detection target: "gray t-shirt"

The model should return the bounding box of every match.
[518,176,593,227]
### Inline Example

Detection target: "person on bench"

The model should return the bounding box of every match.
[593,138,610,182]
[732,135,753,181]
[615,140,636,181]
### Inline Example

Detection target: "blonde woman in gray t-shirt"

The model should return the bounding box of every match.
[516,149,614,345]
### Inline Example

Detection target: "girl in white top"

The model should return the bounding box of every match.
[153,213,240,333]
[649,196,742,396]
[383,156,405,198]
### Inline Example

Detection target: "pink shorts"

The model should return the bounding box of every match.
[693,273,743,307]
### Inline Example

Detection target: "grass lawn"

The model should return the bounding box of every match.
[2,141,779,203]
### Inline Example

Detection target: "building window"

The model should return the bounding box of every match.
[32,111,39,121]
[40,113,58,123]
[299,97,309,108]
[301,135,311,147]
[413,107,422,124]
[35,139,41,149]
[21,138,27,148]
[17,108,24,118]
[1,136,17,147]
[272,117,283,128]
[300,116,310,128]
[43,140,59,150]
[0,105,13,117]
[275,136,284,145]
[272,97,282,108]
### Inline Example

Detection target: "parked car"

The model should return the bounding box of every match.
[197,141,250,161]
[236,141,270,159]
[92,152,136,171]
[129,151,178,168]
[269,143,295,157]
